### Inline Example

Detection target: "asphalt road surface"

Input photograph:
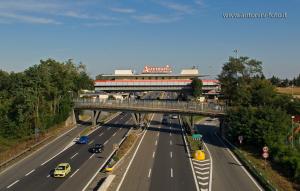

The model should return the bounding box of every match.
[118,113,197,191]
[197,118,263,191]
[0,112,133,191]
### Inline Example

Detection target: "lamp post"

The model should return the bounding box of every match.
[291,116,295,148]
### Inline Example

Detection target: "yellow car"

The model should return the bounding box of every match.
[53,163,71,178]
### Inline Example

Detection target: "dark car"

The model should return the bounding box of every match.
[77,136,89,144]
[89,144,104,153]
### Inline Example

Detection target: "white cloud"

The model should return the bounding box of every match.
[0,1,61,13]
[195,0,205,6]
[110,7,136,14]
[133,14,181,24]
[159,2,193,14]
[0,12,61,24]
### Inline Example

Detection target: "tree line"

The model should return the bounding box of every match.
[0,59,93,141]
[219,56,300,183]
[269,74,300,87]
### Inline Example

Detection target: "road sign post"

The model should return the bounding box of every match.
[262,146,269,169]
[238,135,243,144]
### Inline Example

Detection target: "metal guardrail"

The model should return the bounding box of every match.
[73,99,226,115]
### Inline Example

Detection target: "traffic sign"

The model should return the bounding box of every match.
[192,134,202,141]
[238,136,243,144]
[262,152,269,159]
[262,146,269,153]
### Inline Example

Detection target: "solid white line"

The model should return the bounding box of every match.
[112,132,116,137]
[196,171,209,175]
[170,152,173,158]
[116,113,154,191]
[89,153,95,159]
[152,151,155,158]
[99,133,104,137]
[197,176,209,180]
[155,140,158,146]
[70,152,78,159]
[170,140,172,145]
[148,168,152,178]
[193,162,210,166]
[6,180,19,189]
[199,181,209,186]
[214,132,263,191]
[203,140,213,191]
[194,166,210,171]
[70,169,79,178]
[170,168,173,178]
[104,140,109,145]
[25,169,35,176]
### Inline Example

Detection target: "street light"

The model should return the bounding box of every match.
[291,116,295,148]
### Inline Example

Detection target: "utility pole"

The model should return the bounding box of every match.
[291,115,295,148]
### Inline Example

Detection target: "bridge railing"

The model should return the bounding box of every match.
[73,98,225,113]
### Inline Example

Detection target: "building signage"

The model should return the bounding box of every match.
[142,65,172,74]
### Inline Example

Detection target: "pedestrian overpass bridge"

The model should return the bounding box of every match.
[73,99,226,127]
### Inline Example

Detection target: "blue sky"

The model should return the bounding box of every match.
[0,0,299,78]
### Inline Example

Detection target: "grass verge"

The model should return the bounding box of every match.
[187,135,202,152]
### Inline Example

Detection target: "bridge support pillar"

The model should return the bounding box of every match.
[190,115,195,134]
[92,110,101,126]
[74,110,80,123]
[131,113,142,128]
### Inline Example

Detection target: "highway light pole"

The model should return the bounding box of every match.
[291,116,295,148]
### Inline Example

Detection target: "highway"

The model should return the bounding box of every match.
[0,112,133,191]
[197,118,263,191]
[117,113,196,191]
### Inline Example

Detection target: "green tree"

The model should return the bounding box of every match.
[191,77,203,97]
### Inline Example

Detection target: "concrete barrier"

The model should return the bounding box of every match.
[97,175,116,191]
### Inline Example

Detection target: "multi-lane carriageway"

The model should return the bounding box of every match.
[0,113,132,191]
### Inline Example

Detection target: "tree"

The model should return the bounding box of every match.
[269,75,281,86]
[191,78,203,97]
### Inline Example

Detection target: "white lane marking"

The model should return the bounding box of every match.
[89,153,95,159]
[199,182,209,186]
[104,140,109,145]
[116,113,155,191]
[169,132,171,136]
[148,168,152,178]
[157,132,159,137]
[196,171,209,175]
[193,159,210,163]
[170,168,173,178]
[6,180,19,189]
[170,152,173,158]
[70,152,78,159]
[99,133,104,137]
[197,176,209,180]
[155,140,158,146]
[25,169,35,176]
[170,140,172,145]
[70,169,79,178]
[47,174,50,178]
[214,132,263,191]
[201,189,208,191]
[152,151,155,158]
[193,162,210,166]
[112,132,117,137]
[194,166,210,171]
[202,138,213,191]
[88,140,94,145]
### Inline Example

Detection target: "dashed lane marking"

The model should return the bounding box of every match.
[152,151,155,158]
[99,133,104,137]
[70,152,78,159]
[47,174,50,178]
[88,140,94,145]
[70,169,79,178]
[170,168,174,178]
[6,180,19,189]
[148,168,152,178]
[112,132,117,137]
[104,140,109,145]
[25,169,35,176]
[170,140,173,145]
[170,152,173,158]
[155,140,158,146]
[89,153,95,159]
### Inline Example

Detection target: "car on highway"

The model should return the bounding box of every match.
[53,163,71,178]
[171,115,178,119]
[89,143,104,153]
[77,136,89,144]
